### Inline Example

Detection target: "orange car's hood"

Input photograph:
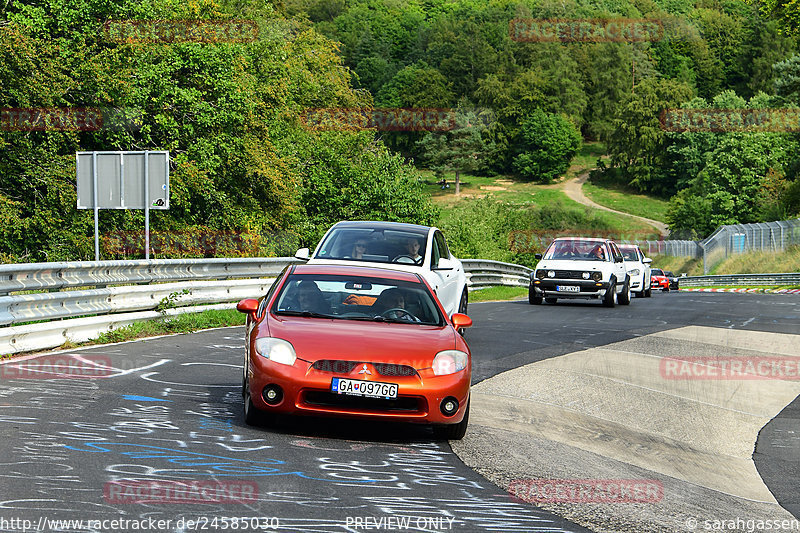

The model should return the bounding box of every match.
[265,314,458,367]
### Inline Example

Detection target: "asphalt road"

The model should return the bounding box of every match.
[0,291,797,533]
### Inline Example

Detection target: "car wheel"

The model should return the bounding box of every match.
[433,399,469,440]
[528,286,542,305]
[645,287,652,297]
[243,376,270,426]
[545,297,557,304]
[618,280,631,305]
[603,281,616,307]
[243,387,261,426]
[663,287,669,292]
[458,288,468,314]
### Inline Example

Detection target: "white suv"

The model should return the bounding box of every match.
[295,221,468,317]
[529,237,631,307]
[617,244,652,298]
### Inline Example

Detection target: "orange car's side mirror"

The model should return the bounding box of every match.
[451,313,472,329]
[236,298,259,318]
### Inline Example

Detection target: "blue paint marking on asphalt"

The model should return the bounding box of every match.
[122,395,171,402]
[62,442,378,483]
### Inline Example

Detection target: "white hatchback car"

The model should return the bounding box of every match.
[296,221,469,316]
[617,244,652,298]
[529,237,631,307]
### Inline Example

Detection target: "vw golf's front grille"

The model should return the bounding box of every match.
[555,270,584,279]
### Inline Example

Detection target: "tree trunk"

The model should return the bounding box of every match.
[455,169,461,196]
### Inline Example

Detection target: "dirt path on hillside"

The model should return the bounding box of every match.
[563,172,670,237]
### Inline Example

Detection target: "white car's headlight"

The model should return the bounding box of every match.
[432,350,468,376]
[630,269,640,276]
[255,338,297,366]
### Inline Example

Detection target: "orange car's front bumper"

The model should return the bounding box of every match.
[248,356,471,425]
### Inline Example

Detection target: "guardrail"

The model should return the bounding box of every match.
[461,259,532,288]
[0,257,532,355]
[680,273,800,287]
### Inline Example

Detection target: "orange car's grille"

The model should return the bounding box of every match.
[311,360,417,377]
[302,391,424,413]
[373,363,416,377]
[312,360,359,374]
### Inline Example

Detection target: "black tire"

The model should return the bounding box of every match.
[433,400,469,440]
[663,287,669,292]
[603,281,616,307]
[243,387,262,426]
[618,279,631,305]
[528,286,542,305]
[545,297,557,304]
[645,287,652,297]
[458,288,468,314]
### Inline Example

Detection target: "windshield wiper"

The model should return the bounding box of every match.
[274,310,339,319]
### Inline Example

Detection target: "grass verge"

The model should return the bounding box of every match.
[470,286,528,302]
[92,309,244,345]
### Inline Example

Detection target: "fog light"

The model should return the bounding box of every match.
[262,384,283,405]
[440,397,459,416]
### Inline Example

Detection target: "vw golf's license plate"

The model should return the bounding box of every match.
[331,378,398,399]
[556,285,580,292]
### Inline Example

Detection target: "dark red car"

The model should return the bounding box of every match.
[650,268,670,292]
[236,263,473,439]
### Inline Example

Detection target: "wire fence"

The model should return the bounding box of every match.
[698,220,800,274]
[618,219,800,274]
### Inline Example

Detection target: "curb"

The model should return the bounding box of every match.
[682,288,800,294]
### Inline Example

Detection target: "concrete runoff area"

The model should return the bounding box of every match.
[453,326,800,533]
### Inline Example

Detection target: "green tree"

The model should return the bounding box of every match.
[415,106,495,195]
[512,110,582,184]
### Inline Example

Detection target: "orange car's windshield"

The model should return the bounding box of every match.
[272,274,444,326]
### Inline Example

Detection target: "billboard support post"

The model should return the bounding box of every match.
[92,152,99,261]
[144,150,150,260]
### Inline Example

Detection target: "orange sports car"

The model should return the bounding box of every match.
[236,263,473,439]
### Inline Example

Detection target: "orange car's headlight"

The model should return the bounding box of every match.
[432,350,468,376]
[255,337,297,366]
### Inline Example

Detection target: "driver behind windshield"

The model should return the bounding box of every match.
[373,288,418,321]
[291,280,331,314]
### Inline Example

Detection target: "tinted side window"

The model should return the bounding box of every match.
[259,268,287,315]
[610,243,623,262]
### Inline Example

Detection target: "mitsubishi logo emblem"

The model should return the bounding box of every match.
[358,364,372,376]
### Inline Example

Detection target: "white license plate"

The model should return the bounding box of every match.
[556,285,580,293]
[331,378,398,399]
